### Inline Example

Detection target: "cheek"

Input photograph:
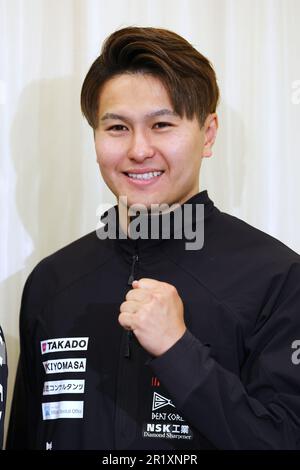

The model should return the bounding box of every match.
[95,139,122,169]
[166,135,200,167]
[162,136,186,161]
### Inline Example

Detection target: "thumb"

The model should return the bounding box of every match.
[132,278,161,289]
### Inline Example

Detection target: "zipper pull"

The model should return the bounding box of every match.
[127,254,139,285]
[124,330,133,358]
[125,252,139,357]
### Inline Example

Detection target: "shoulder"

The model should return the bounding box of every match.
[204,209,300,266]
[203,211,300,315]
[21,231,114,320]
[169,207,300,268]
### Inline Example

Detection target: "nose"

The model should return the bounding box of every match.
[127,129,155,161]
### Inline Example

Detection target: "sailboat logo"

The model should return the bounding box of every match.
[152,392,175,411]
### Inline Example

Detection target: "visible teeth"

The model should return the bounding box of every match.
[127,171,163,180]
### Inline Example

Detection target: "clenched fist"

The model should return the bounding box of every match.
[118,278,186,357]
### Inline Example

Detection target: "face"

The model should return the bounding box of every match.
[94,73,217,209]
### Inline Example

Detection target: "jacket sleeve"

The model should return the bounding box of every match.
[0,326,8,449]
[6,261,53,450]
[150,263,300,449]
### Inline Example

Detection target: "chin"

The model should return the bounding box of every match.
[135,196,166,208]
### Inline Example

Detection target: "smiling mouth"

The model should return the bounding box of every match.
[124,171,164,181]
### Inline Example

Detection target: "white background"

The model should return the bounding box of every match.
[1,0,300,443]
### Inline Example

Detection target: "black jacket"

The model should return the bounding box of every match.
[6,191,300,449]
[0,326,7,449]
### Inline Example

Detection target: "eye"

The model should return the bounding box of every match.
[107,125,128,131]
[153,122,173,129]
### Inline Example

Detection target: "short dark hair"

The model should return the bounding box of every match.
[81,26,219,129]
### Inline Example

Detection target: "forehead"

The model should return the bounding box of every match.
[98,73,173,113]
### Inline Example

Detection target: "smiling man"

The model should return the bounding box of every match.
[7,27,300,450]
[95,73,216,209]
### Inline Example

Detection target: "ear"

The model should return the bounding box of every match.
[202,113,218,158]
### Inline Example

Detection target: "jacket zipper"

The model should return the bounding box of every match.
[124,253,139,358]
[127,254,139,286]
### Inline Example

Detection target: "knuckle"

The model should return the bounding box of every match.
[148,297,157,310]
[166,284,178,299]
[168,283,177,294]
[126,291,133,300]
[152,294,162,306]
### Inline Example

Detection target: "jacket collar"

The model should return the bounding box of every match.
[105,190,216,262]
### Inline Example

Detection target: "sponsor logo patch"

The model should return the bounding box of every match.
[152,392,175,411]
[43,379,85,395]
[43,358,86,374]
[41,337,89,355]
[142,422,193,440]
[42,401,84,420]
[143,388,193,442]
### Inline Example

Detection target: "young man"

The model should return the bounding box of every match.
[0,326,7,449]
[7,27,300,449]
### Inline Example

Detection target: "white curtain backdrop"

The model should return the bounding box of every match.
[1,0,300,443]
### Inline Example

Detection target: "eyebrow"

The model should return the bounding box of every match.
[100,109,179,122]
